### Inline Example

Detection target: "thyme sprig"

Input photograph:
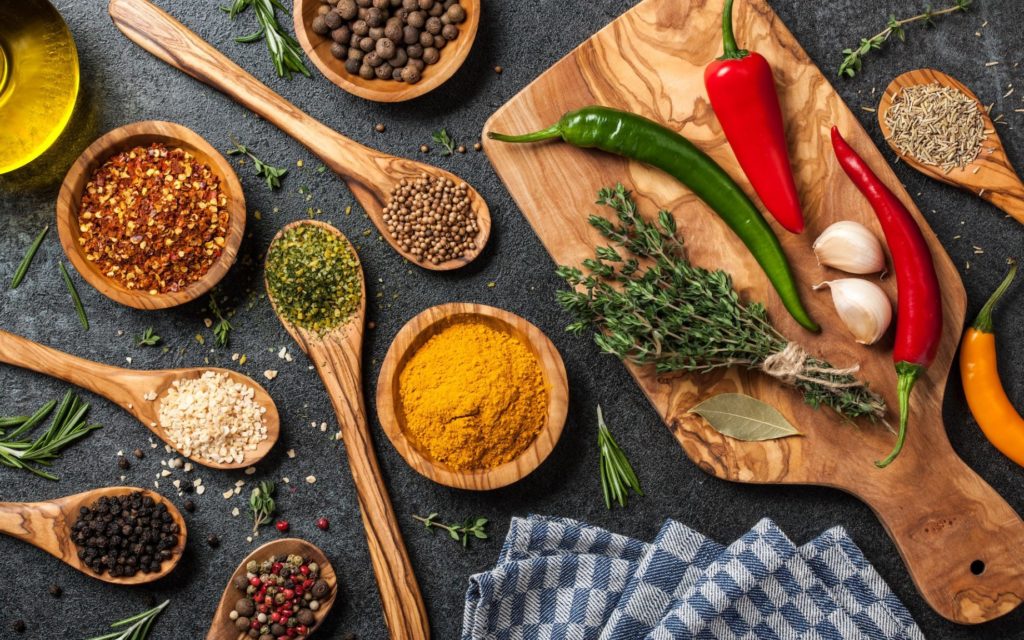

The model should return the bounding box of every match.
[556,185,886,420]
[208,295,233,347]
[249,480,276,536]
[136,327,161,347]
[227,138,289,190]
[413,513,489,548]
[0,392,102,480]
[839,0,972,78]
[85,599,169,640]
[432,128,456,156]
[222,0,310,79]
[597,406,643,509]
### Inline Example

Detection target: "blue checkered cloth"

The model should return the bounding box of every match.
[463,516,923,640]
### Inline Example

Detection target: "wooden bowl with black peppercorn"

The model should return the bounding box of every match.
[56,121,246,310]
[295,0,480,102]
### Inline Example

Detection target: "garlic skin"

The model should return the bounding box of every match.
[814,279,892,345]
[812,221,886,274]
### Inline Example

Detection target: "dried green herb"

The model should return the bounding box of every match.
[597,405,643,509]
[689,393,802,441]
[556,185,886,420]
[249,480,276,536]
[413,513,489,548]
[136,327,161,347]
[58,262,89,331]
[0,392,102,480]
[432,128,456,156]
[208,295,232,347]
[85,600,169,640]
[222,0,310,79]
[10,224,49,289]
[227,138,288,189]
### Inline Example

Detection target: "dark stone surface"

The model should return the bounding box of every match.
[1,0,1022,638]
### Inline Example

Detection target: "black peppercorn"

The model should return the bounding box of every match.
[132,448,144,459]
[183,499,196,513]
[12,619,25,633]
[49,584,62,597]
[207,534,220,548]
[118,456,131,470]
[70,492,180,578]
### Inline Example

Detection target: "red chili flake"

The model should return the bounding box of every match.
[78,143,229,295]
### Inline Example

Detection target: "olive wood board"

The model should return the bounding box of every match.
[483,0,1024,625]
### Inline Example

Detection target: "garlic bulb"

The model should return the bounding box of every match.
[812,221,886,274]
[814,279,892,345]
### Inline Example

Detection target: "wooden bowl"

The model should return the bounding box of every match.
[56,121,246,310]
[294,0,481,102]
[376,303,568,490]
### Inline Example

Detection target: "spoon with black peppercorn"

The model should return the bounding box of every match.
[207,539,337,640]
[109,0,491,271]
[0,487,187,585]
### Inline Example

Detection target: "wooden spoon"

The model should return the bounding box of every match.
[108,0,491,271]
[206,538,337,640]
[264,221,428,639]
[376,303,569,490]
[0,487,187,585]
[878,68,1024,225]
[0,329,280,470]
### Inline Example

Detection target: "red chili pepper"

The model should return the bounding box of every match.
[704,0,805,234]
[831,127,943,468]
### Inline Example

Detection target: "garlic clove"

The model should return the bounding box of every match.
[812,221,886,274]
[813,278,893,345]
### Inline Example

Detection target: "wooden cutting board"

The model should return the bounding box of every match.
[483,0,1024,625]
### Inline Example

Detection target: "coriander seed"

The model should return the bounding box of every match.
[381,173,479,264]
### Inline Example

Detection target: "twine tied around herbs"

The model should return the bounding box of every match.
[762,343,863,389]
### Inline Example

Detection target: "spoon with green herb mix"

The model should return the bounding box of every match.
[264,221,428,639]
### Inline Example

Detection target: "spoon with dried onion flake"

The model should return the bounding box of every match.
[878,69,1024,225]
[0,487,186,585]
[108,0,491,270]
[0,329,280,470]
[264,221,428,640]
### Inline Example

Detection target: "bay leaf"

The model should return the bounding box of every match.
[688,393,802,441]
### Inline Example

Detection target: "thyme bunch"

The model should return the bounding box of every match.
[413,513,489,548]
[227,138,288,190]
[556,185,886,420]
[839,0,972,78]
[249,480,276,536]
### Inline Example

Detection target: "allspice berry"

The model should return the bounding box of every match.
[422,47,439,65]
[324,11,343,29]
[446,3,465,23]
[402,65,422,84]
[337,0,358,19]
[375,38,396,59]
[312,15,330,35]
[331,42,347,59]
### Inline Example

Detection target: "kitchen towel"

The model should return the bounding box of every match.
[462,515,923,640]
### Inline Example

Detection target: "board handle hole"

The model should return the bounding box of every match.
[970,560,986,576]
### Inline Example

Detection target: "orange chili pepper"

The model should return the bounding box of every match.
[960,259,1024,466]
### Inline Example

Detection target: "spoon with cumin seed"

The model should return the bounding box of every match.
[109,0,491,270]
[879,68,1024,225]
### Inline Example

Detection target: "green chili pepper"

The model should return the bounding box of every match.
[489,106,819,333]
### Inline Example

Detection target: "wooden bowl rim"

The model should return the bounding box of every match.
[56,120,246,310]
[376,302,569,490]
[293,0,481,103]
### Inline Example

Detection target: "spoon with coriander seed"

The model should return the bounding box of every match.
[264,220,428,639]
[0,329,280,470]
[0,487,187,585]
[109,0,491,270]
[207,538,337,640]
[879,69,1024,225]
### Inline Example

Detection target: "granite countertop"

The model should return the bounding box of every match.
[1,0,1022,638]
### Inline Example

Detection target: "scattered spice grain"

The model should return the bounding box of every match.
[381,173,478,264]
[884,83,987,172]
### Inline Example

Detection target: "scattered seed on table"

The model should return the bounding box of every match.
[419,144,429,153]
[494,65,503,74]
[48,584,62,598]
[133,448,145,459]
[375,123,386,133]
[184,499,196,513]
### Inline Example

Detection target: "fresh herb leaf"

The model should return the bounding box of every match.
[688,393,802,441]
[596,405,643,509]
[84,599,169,640]
[413,512,489,548]
[136,327,162,347]
[10,224,49,289]
[208,295,233,347]
[249,480,276,536]
[432,128,456,156]
[0,392,102,480]
[221,0,310,79]
[227,138,288,190]
[58,262,89,331]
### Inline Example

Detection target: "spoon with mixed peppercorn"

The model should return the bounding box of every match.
[109,0,492,271]
[264,221,428,639]
[207,538,337,640]
[0,329,281,470]
[0,487,187,585]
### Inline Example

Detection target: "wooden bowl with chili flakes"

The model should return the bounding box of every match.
[376,303,569,491]
[56,121,245,310]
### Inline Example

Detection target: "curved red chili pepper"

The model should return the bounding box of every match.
[704,0,805,234]
[831,127,943,468]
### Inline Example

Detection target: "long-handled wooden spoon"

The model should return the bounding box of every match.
[265,221,428,640]
[0,487,187,585]
[0,329,280,470]
[878,68,1024,225]
[206,538,337,640]
[108,0,491,271]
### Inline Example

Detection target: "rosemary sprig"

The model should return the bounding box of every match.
[556,185,886,420]
[0,392,102,480]
[839,0,972,78]
[413,513,488,548]
[249,480,276,536]
[136,327,162,347]
[227,138,288,189]
[597,406,643,509]
[85,600,169,640]
[222,0,310,79]
[432,128,456,156]
[58,262,89,330]
[10,224,49,289]
[208,295,233,347]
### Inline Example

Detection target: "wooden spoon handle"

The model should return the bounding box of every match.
[981,179,1024,225]
[311,340,429,639]
[0,501,63,555]
[107,0,387,194]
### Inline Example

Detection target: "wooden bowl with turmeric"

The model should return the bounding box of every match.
[376,303,568,490]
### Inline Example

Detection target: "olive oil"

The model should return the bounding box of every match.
[0,0,79,174]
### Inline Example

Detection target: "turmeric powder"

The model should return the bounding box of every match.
[398,318,548,470]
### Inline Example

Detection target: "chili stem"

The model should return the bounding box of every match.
[718,0,748,60]
[876,362,922,468]
[487,125,563,144]
[973,259,1017,334]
